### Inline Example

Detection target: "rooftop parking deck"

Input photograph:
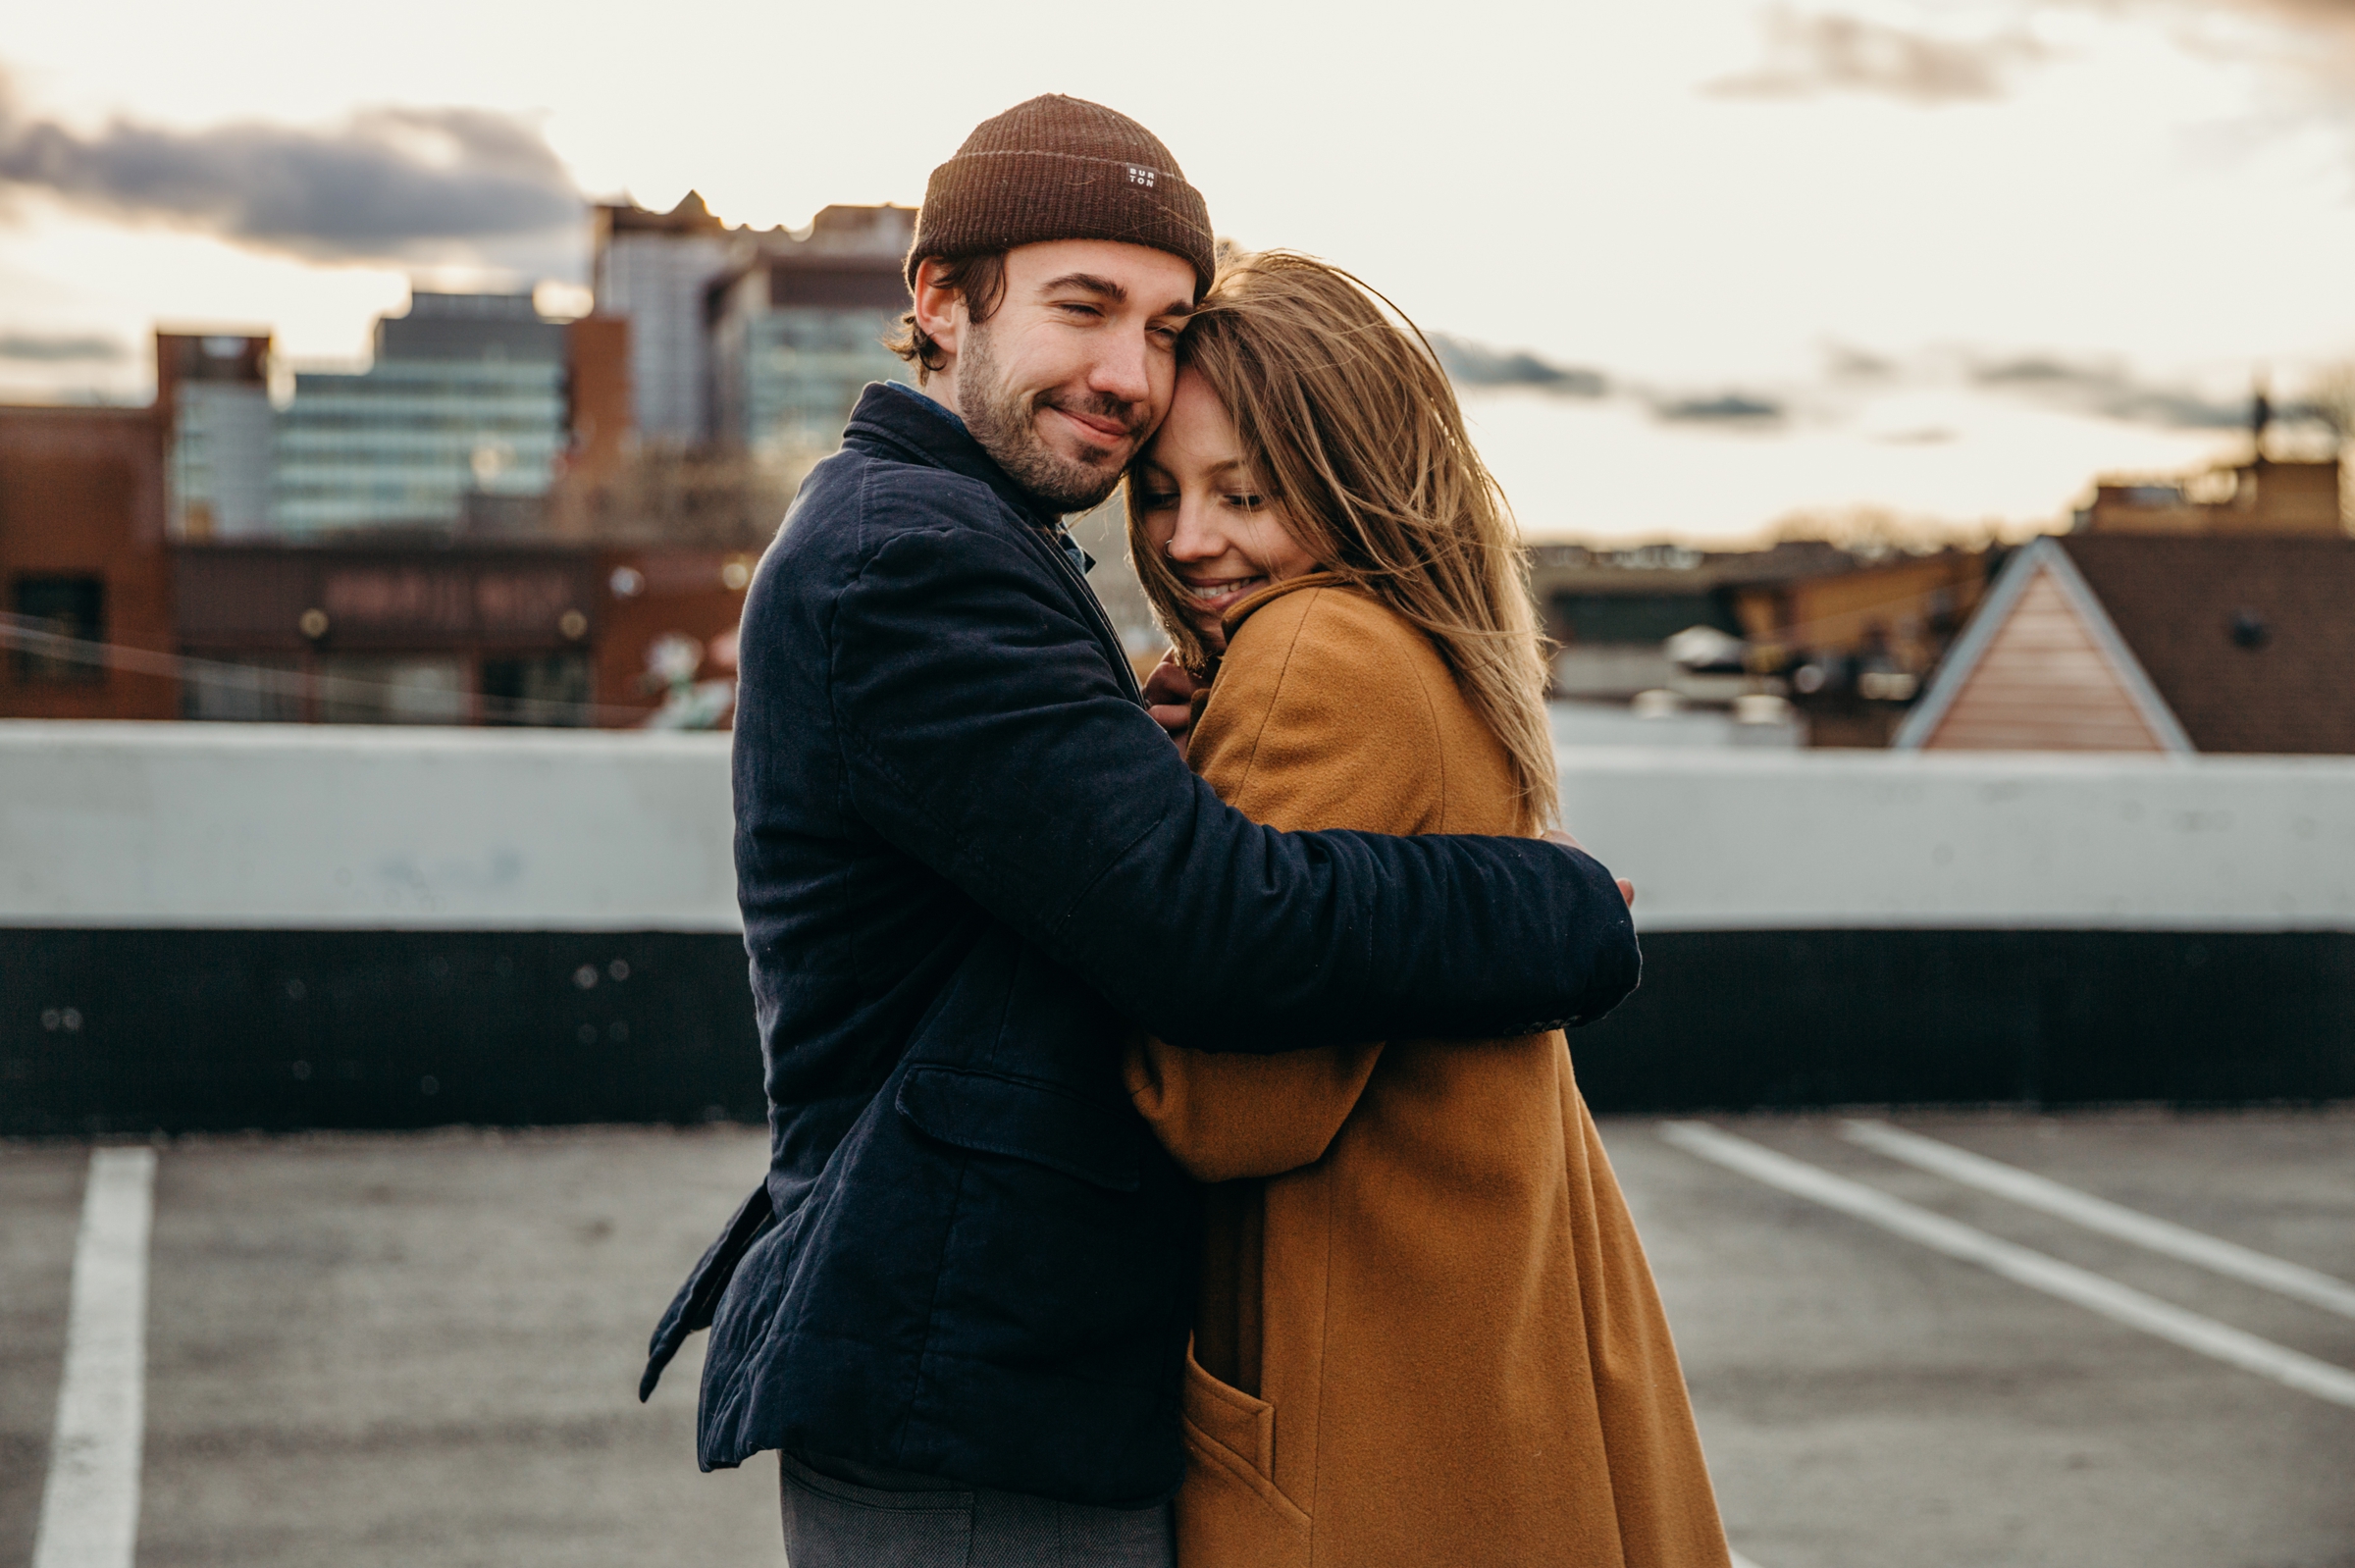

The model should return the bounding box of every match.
[8,1108,2351,1567]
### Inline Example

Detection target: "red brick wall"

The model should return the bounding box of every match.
[0,406,179,719]
[565,317,633,486]
[591,547,754,725]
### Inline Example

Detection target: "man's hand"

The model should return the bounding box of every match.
[1543,827,1635,908]
[1142,651,1207,746]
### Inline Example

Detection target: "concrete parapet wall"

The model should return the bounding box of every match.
[1558,748,2355,933]
[4,722,2351,1129]
[0,722,738,931]
[4,722,2351,933]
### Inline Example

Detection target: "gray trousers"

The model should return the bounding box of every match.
[779,1453,1175,1568]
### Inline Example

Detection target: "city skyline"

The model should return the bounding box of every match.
[5,0,2354,540]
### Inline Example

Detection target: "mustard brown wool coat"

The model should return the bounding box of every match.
[1125,576,1730,1568]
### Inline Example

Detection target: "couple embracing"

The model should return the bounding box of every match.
[642,95,1730,1568]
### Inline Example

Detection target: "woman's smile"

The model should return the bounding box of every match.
[1178,572,1271,614]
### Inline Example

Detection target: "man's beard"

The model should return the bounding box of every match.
[958,322,1142,513]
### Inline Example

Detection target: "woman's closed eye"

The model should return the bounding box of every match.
[1224,492,1265,511]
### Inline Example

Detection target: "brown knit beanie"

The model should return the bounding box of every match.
[906,95,1216,297]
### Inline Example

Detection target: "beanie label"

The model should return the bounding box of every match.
[1125,166,1157,187]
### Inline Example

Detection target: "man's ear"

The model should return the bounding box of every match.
[911,259,965,361]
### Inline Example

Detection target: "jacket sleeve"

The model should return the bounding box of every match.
[827,508,1639,1055]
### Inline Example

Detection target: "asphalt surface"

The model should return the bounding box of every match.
[4,1109,2351,1568]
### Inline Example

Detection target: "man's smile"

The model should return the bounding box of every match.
[1042,402,1136,448]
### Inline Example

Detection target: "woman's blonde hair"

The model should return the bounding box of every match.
[1127,250,1558,833]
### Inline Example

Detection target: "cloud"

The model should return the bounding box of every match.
[0,72,581,263]
[1970,353,2250,428]
[1824,342,1899,381]
[1433,334,1793,428]
[1708,8,2045,104]
[1655,392,1788,424]
[1431,335,1609,394]
[0,330,124,362]
[2143,0,2355,68]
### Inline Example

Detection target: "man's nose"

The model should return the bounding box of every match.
[1088,326,1154,409]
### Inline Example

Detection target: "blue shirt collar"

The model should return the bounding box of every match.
[884,379,968,434]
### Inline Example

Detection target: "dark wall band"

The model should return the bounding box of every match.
[5,928,2350,1136]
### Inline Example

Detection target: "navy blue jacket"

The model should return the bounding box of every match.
[642,384,1640,1506]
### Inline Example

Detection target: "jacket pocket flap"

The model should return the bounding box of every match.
[895,1066,1141,1192]
[1182,1347,1276,1482]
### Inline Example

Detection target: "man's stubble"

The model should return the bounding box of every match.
[957,321,1142,514]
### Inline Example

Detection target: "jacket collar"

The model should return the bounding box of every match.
[842,382,1065,531]
[1219,570,1348,639]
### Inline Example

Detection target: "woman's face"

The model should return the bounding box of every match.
[1132,368,1319,653]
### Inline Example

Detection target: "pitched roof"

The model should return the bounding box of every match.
[1899,533,2355,756]
[1894,539,2189,753]
[2059,534,2355,756]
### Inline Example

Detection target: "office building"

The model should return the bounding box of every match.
[593,194,915,451]
[707,204,914,456]
[592,193,740,445]
[272,292,567,536]
[159,332,274,540]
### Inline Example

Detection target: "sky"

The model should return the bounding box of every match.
[4,0,2355,543]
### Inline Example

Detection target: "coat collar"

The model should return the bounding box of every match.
[1218,570,1349,640]
[841,382,1065,531]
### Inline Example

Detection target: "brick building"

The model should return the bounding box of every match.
[4,323,751,728]
[0,403,179,720]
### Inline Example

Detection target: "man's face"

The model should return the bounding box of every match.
[946,240,1197,512]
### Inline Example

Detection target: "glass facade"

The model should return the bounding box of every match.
[735,307,906,456]
[480,651,593,726]
[313,654,474,724]
[273,357,565,535]
[180,654,305,722]
[598,227,735,444]
[170,381,275,539]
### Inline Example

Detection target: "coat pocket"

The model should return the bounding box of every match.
[1178,1347,1311,1568]
[894,1065,1141,1192]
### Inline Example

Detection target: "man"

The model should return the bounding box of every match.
[641,95,1640,1566]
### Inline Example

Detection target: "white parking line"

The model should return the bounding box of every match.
[31,1147,156,1568]
[1658,1122,2355,1411]
[1841,1120,2355,1322]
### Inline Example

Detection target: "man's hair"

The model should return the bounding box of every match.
[1126,250,1560,835]
[886,253,1009,384]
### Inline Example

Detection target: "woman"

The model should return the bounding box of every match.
[1121,252,1729,1568]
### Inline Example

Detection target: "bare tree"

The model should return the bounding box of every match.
[550,443,811,549]
[2300,362,2355,446]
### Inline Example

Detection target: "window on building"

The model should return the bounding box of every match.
[1549,593,1738,646]
[11,576,105,685]
[481,653,592,727]
[182,654,305,722]
[316,655,472,724]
